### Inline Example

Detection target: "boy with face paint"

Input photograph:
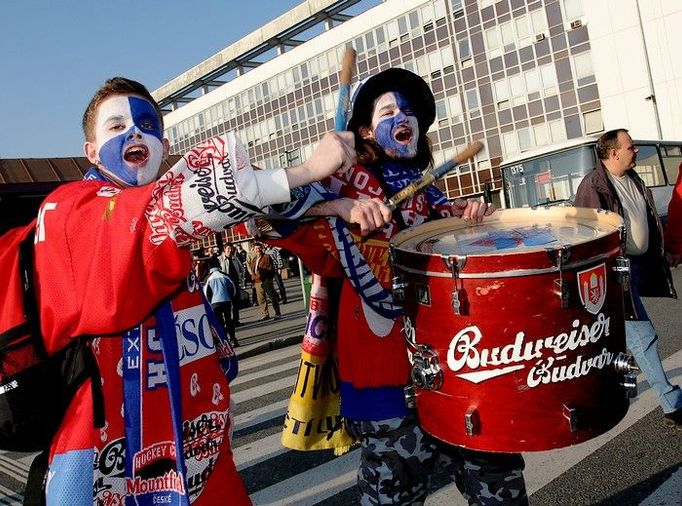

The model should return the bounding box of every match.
[30,77,356,505]
[266,69,527,505]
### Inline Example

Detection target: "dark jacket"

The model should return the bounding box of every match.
[574,161,676,304]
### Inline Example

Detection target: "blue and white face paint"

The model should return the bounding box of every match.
[93,95,165,186]
[368,92,419,159]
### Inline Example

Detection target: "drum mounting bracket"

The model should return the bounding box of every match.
[410,345,443,391]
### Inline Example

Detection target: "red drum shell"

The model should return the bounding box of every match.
[391,207,629,452]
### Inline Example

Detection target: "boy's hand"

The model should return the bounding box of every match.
[453,198,495,223]
[286,131,356,188]
[306,197,392,236]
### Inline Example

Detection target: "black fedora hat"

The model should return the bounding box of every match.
[347,68,435,134]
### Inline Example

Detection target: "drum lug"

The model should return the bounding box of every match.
[614,352,639,398]
[410,345,443,391]
[621,372,638,398]
[548,247,571,308]
[392,274,407,303]
[404,384,416,409]
[465,407,480,436]
[445,256,466,315]
[553,279,570,308]
[612,256,631,289]
[563,404,578,433]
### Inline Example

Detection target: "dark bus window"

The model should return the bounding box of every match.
[661,144,682,185]
[633,144,665,187]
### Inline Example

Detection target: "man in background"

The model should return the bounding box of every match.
[574,128,680,429]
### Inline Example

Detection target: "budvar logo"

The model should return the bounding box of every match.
[577,263,607,315]
[446,313,612,385]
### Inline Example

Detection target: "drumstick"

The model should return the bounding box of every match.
[386,141,484,210]
[334,47,357,131]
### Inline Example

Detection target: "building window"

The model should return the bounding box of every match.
[466,89,481,118]
[573,52,596,86]
[583,109,603,134]
[561,0,584,22]
[459,39,471,61]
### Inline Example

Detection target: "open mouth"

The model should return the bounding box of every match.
[123,144,150,166]
[394,127,413,145]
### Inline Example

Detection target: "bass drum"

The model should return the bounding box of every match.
[390,207,633,452]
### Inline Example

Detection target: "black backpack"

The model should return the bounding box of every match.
[0,222,101,453]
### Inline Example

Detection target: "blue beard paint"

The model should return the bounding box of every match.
[372,93,419,159]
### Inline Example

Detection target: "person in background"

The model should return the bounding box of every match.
[220,242,246,325]
[574,128,680,430]
[204,256,239,347]
[31,76,357,504]
[267,245,288,304]
[247,242,281,320]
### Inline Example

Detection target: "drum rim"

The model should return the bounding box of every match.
[393,246,621,278]
[390,207,625,259]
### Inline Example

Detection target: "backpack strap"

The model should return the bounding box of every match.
[17,229,47,359]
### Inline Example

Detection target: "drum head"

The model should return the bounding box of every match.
[392,207,623,258]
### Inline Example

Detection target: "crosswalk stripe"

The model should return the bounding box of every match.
[237,345,302,373]
[231,375,296,403]
[234,432,289,471]
[249,450,358,506]
[231,361,298,387]
[234,399,288,432]
[640,467,682,506]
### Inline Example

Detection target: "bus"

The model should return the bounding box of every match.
[499,136,682,218]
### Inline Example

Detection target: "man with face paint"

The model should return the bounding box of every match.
[29,77,356,505]
[265,69,527,505]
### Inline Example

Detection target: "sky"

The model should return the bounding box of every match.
[0,0,311,159]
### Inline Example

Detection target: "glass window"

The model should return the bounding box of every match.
[436,99,447,120]
[634,145,665,187]
[494,80,509,102]
[502,131,519,155]
[583,109,603,134]
[540,65,557,89]
[662,145,682,185]
[515,16,531,44]
[421,4,434,24]
[428,50,442,71]
[485,27,500,52]
[518,128,533,151]
[500,22,515,50]
[459,39,471,60]
[533,124,549,147]
[573,52,595,81]
[549,120,566,142]
[434,0,447,19]
[398,16,408,35]
[376,26,386,46]
[530,9,548,33]
[387,20,399,40]
[452,0,463,13]
[562,0,584,21]
[448,95,463,120]
[366,31,375,49]
[409,11,420,31]
[441,47,455,67]
[466,89,480,117]
[355,36,365,54]
[510,75,525,98]
[524,69,541,94]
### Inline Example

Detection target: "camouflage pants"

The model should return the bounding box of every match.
[346,413,527,506]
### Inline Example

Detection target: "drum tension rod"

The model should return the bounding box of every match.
[548,247,571,308]
[446,256,466,315]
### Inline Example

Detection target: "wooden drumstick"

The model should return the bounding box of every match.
[386,141,484,211]
[334,47,357,132]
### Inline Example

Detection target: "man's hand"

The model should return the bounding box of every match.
[306,197,392,236]
[286,131,356,188]
[452,198,495,223]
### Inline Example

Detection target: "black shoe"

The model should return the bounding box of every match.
[664,408,682,430]
[281,299,288,304]
[234,321,242,327]
[259,316,270,321]
[231,341,240,348]
[273,314,282,320]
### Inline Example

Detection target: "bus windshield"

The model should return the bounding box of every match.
[502,145,596,208]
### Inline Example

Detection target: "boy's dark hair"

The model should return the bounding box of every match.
[82,77,163,142]
[596,128,628,161]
